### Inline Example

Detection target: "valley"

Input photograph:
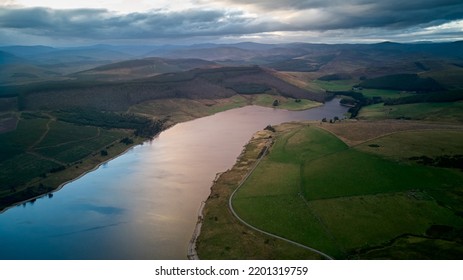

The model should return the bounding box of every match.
[1,41,463,259]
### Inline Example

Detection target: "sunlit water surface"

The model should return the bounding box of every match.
[0,100,347,259]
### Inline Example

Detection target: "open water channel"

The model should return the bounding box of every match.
[0,99,347,259]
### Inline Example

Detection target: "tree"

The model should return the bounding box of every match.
[100,149,108,156]
[272,99,279,106]
[264,125,276,132]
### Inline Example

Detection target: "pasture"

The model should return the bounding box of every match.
[359,101,463,122]
[230,122,463,258]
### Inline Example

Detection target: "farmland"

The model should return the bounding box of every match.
[199,121,463,259]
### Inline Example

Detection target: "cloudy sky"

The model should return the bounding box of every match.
[1,0,462,46]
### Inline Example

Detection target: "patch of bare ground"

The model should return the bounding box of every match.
[197,126,324,259]
[315,120,463,146]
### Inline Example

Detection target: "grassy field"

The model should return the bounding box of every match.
[360,89,414,99]
[206,121,463,259]
[355,130,463,160]
[0,117,49,161]
[312,80,355,91]
[358,101,463,122]
[0,113,135,209]
[196,126,325,259]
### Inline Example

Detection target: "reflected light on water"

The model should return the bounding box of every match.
[0,100,347,259]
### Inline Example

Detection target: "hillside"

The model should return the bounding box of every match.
[72,57,219,81]
[16,66,324,111]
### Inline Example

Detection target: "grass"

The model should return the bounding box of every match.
[355,130,463,160]
[197,127,325,259]
[309,193,462,254]
[354,235,463,260]
[360,89,414,99]
[35,121,99,148]
[358,101,463,122]
[0,113,134,209]
[233,194,341,256]
[312,80,356,91]
[219,122,463,259]
[37,133,123,163]
[302,149,463,200]
[0,117,48,161]
[0,153,61,190]
[36,125,127,163]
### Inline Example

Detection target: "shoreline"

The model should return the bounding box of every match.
[187,171,225,260]
[187,201,206,260]
[0,138,144,214]
[1,99,336,259]
[194,122,336,259]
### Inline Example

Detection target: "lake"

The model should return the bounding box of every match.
[0,99,347,259]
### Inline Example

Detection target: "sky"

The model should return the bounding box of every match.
[0,0,462,46]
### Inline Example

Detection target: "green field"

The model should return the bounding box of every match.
[312,80,355,91]
[197,127,326,259]
[0,153,61,188]
[360,89,414,99]
[0,117,49,161]
[231,124,463,258]
[0,113,134,207]
[359,101,463,122]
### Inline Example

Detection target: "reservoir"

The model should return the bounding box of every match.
[0,99,347,259]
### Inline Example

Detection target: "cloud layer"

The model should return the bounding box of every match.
[0,0,462,45]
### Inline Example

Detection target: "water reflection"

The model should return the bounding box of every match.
[0,100,347,259]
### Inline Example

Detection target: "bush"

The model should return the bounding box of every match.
[264,125,276,132]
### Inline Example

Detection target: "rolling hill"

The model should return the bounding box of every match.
[15,66,324,111]
[72,57,219,81]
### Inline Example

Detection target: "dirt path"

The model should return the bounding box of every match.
[27,114,54,151]
[26,151,67,166]
[35,127,101,150]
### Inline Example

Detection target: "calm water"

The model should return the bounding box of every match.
[0,100,347,259]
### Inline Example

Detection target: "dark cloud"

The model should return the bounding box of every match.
[219,0,463,29]
[0,7,286,41]
[0,1,462,44]
[220,0,463,12]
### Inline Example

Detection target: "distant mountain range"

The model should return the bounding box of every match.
[1,41,463,112]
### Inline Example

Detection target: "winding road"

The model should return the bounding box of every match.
[228,142,334,260]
